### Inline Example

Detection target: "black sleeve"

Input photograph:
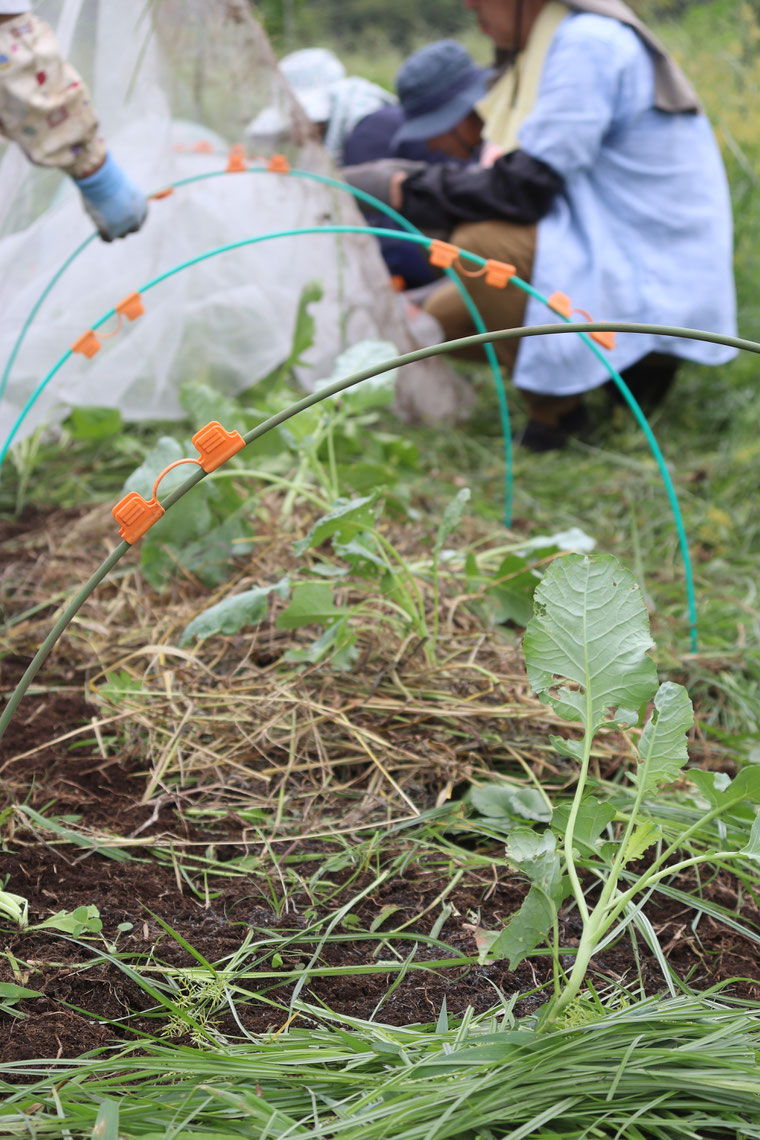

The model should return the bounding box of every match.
[400,149,564,232]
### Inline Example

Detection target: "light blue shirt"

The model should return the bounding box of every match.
[515,13,736,395]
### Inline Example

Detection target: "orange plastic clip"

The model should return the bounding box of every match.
[571,305,617,350]
[547,291,573,318]
[115,292,144,322]
[546,292,616,348]
[193,140,214,155]
[226,144,248,173]
[428,240,459,270]
[571,308,615,349]
[112,492,165,545]
[71,330,101,359]
[193,421,245,473]
[484,259,516,289]
[590,329,616,350]
[267,154,291,174]
[150,187,174,200]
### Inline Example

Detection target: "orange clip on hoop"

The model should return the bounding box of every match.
[71,330,101,358]
[428,240,459,270]
[589,330,616,350]
[573,308,616,350]
[112,492,165,545]
[226,144,248,173]
[115,292,144,322]
[484,260,516,289]
[267,154,291,174]
[547,292,616,349]
[193,421,245,472]
[547,291,573,318]
[150,187,174,201]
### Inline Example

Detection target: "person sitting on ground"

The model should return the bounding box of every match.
[344,42,483,291]
[343,0,737,451]
[0,3,147,241]
[247,48,396,167]
[247,46,457,289]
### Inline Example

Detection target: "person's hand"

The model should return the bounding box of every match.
[342,159,426,209]
[74,152,148,242]
[389,172,408,211]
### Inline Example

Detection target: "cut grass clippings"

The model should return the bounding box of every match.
[4,996,760,1139]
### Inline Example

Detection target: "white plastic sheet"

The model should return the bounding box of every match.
[0,0,466,445]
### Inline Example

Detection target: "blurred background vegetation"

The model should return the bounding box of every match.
[254,0,724,56]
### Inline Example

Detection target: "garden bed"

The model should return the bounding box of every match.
[2,504,759,1075]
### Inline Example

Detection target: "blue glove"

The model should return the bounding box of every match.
[74,152,148,242]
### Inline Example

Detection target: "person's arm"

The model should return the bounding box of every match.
[398,150,564,232]
[348,19,636,234]
[399,20,634,232]
[0,13,146,239]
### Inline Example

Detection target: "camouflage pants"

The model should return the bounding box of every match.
[0,12,104,177]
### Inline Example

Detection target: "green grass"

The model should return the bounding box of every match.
[4,995,760,1138]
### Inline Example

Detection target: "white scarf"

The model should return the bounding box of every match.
[477,1,568,154]
[478,0,701,156]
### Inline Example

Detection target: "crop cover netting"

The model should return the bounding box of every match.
[0,0,457,444]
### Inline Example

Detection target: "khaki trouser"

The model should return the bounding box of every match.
[423,219,582,428]
[0,13,104,177]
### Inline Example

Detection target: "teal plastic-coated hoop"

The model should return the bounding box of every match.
[0,220,702,652]
[3,318,760,743]
[0,166,515,525]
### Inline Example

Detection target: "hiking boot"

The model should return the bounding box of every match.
[515,404,589,452]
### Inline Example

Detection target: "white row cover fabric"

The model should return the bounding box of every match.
[0,0,460,445]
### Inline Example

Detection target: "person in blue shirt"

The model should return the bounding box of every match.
[345,0,737,450]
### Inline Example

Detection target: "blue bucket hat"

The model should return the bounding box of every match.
[392,40,488,146]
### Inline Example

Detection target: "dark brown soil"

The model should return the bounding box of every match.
[2,509,759,1071]
[2,677,760,1067]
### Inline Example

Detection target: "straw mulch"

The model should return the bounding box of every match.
[1,496,635,831]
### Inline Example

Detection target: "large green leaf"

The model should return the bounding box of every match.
[315,339,399,411]
[180,381,249,434]
[488,885,555,970]
[124,436,188,500]
[275,583,345,630]
[471,784,552,824]
[489,830,566,968]
[551,798,617,857]
[631,681,693,795]
[179,578,290,646]
[293,497,378,556]
[524,554,657,733]
[486,554,539,627]
[503,829,563,899]
[67,406,122,441]
[688,766,760,811]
